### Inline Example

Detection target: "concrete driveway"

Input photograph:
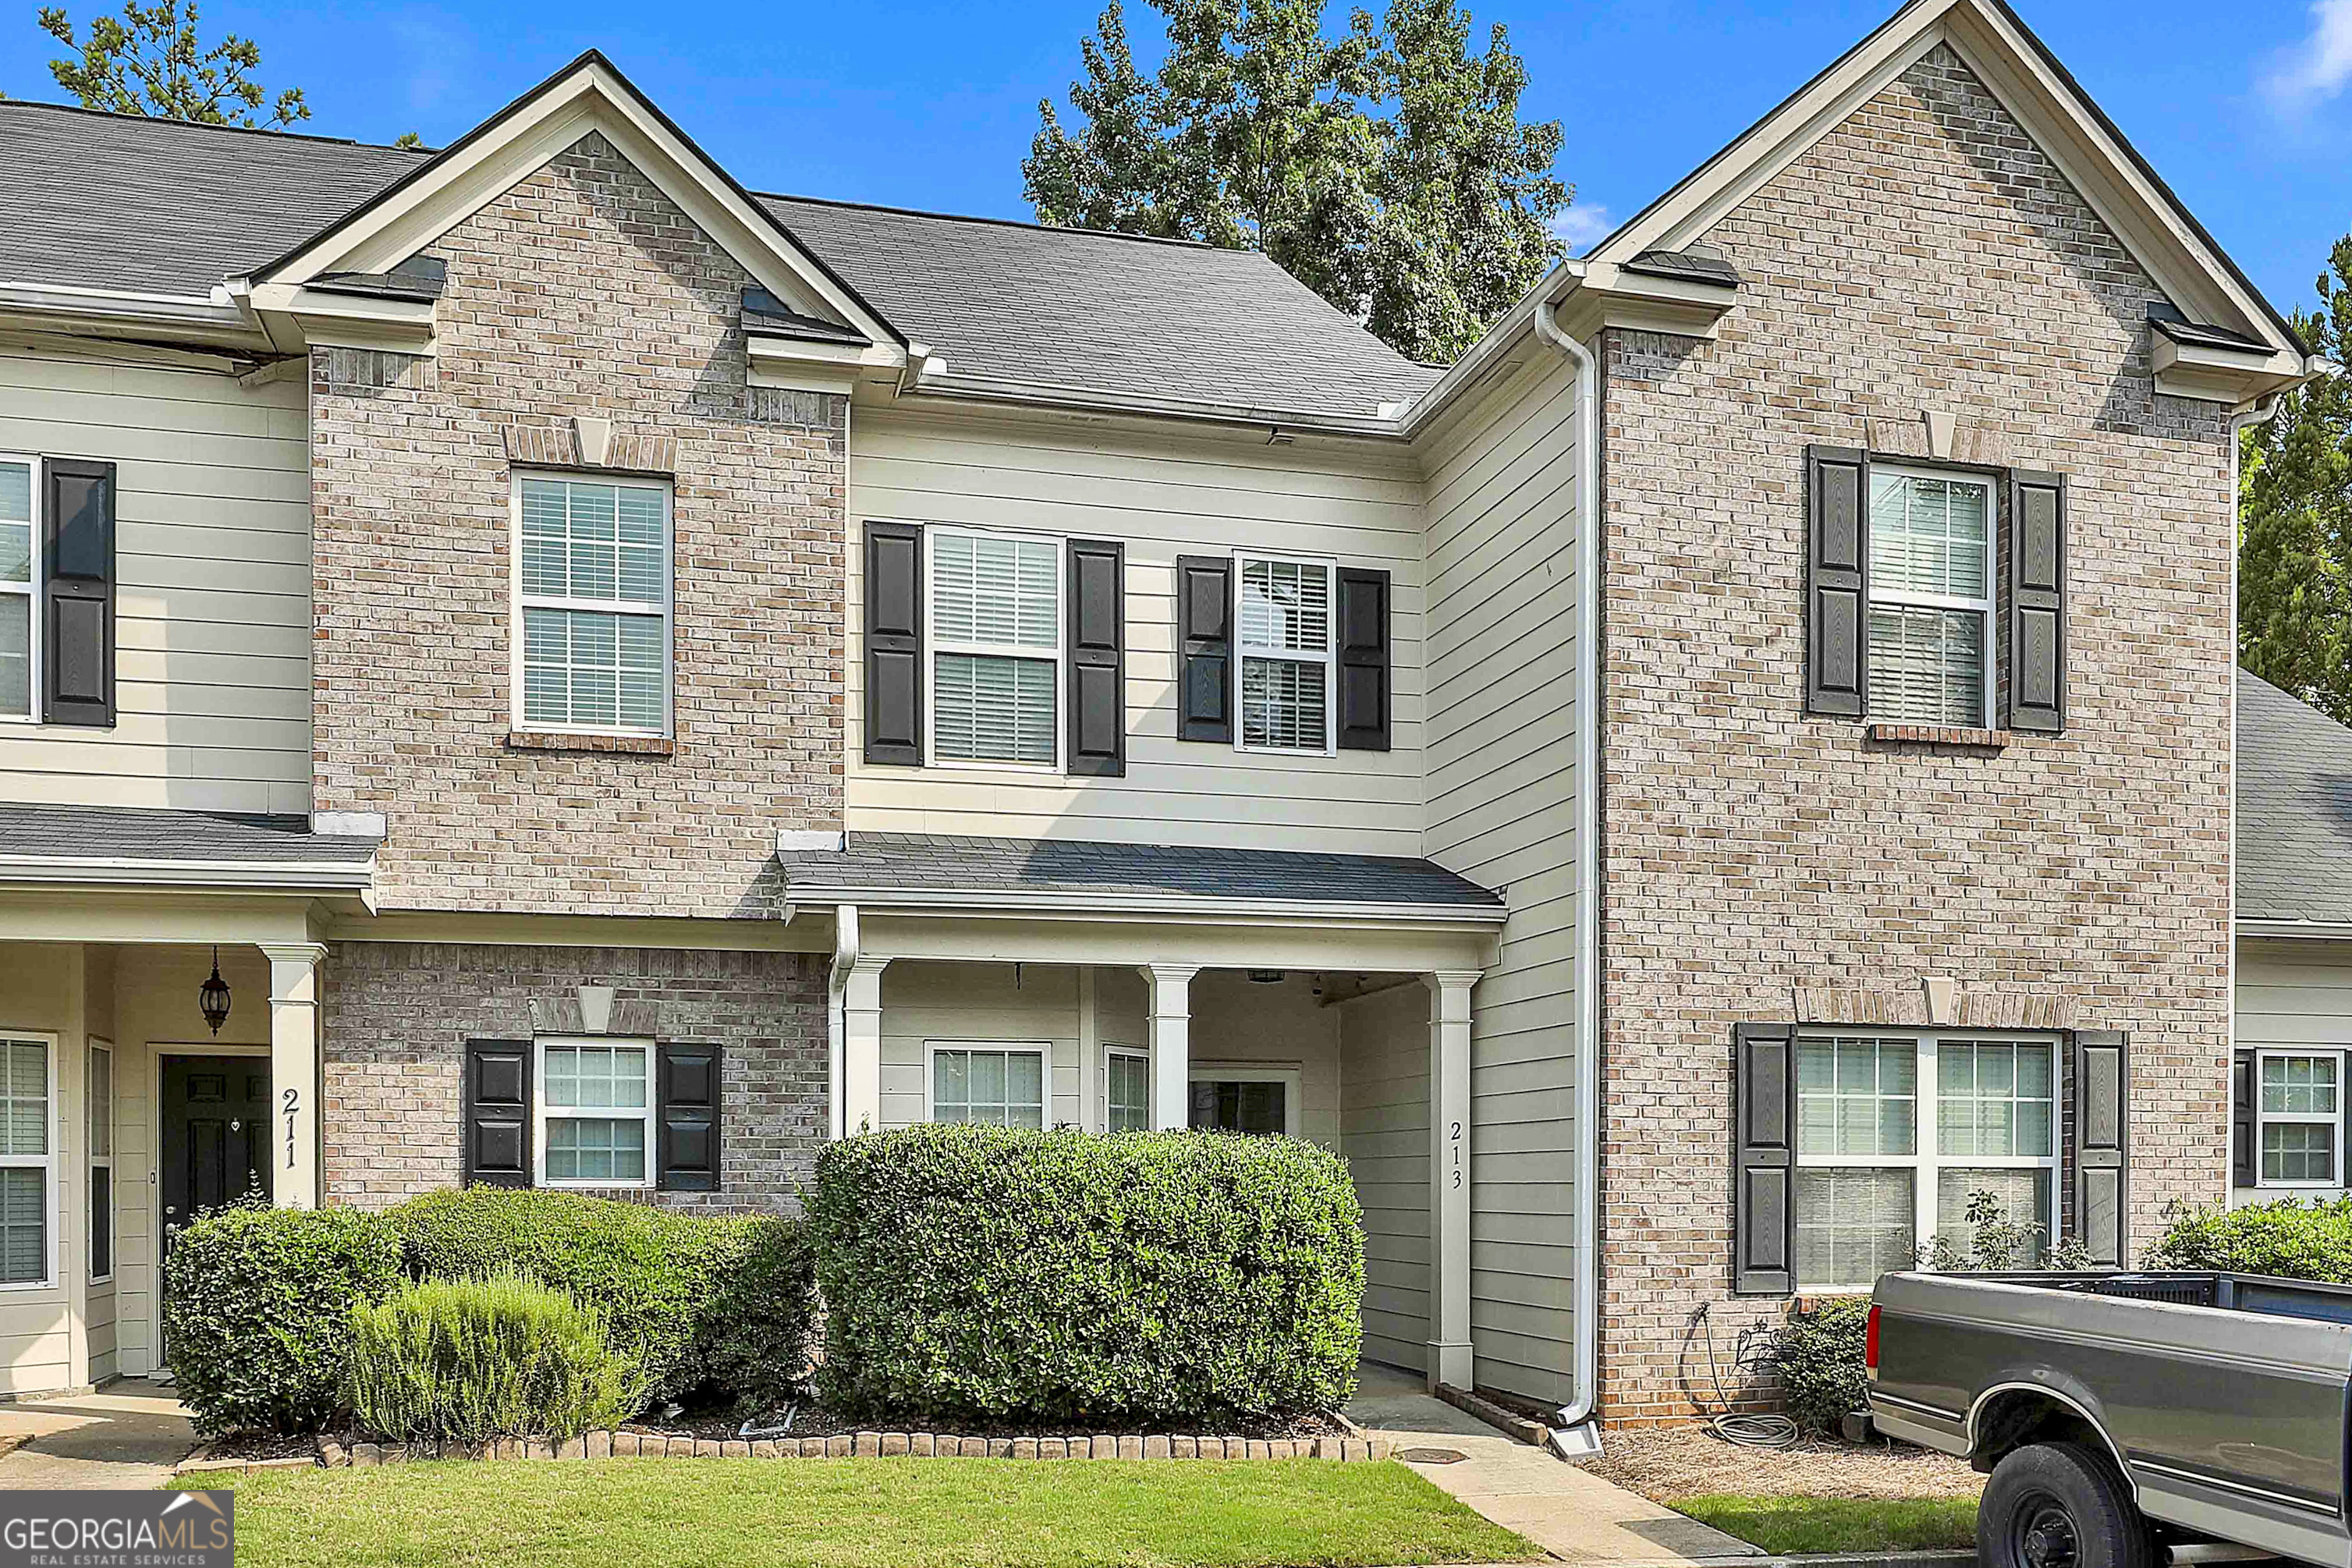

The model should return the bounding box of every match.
[0,1387,197,1489]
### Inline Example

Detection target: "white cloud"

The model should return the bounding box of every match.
[1549,202,1615,254]
[2267,0,2352,115]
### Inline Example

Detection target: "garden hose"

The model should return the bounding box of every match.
[1698,1304,1800,1450]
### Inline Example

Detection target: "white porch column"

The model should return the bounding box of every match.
[1143,964,1198,1131]
[1427,969,1480,1389]
[261,943,328,1209]
[842,956,888,1137]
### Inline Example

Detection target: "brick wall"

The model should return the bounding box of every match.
[1594,47,2234,1421]
[310,132,845,917]
[321,941,827,1211]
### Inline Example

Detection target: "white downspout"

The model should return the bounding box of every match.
[1533,293,1604,1453]
[827,904,860,1142]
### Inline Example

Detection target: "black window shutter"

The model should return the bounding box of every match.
[2008,470,2067,734]
[1805,446,1868,718]
[1176,555,1233,743]
[1733,1023,1798,1296]
[657,1042,720,1192]
[864,521,923,766]
[1066,540,1125,776]
[43,458,115,728]
[2071,1031,2129,1266]
[1336,568,1391,752]
[463,1039,531,1188]
[2231,1049,2257,1189]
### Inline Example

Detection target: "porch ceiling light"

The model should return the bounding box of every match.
[1247,970,1286,984]
[200,947,232,1036]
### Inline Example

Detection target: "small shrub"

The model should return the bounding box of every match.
[808,1123,1364,1426]
[2145,1196,2352,1279]
[390,1188,814,1411]
[1776,1297,1869,1435]
[346,1272,646,1441]
[163,1205,404,1436]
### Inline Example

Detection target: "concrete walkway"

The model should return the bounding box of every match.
[1348,1364,1760,1566]
[0,1386,197,1489]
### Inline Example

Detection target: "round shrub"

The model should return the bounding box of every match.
[390,1188,814,1411]
[808,1124,1365,1426]
[1776,1297,1869,1435]
[346,1272,646,1442]
[163,1205,404,1436]
[2145,1197,2352,1279]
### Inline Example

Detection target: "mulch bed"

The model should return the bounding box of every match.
[194,1430,320,1463]
[627,1400,1348,1445]
[1584,1428,1984,1502]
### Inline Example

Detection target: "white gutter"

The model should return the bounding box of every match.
[904,371,1412,442]
[827,903,860,1142]
[1531,288,1605,1453]
[0,855,374,891]
[2237,919,2352,940]
[783,885,1509,927]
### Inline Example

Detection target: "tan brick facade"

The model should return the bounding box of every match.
[1593,47,2233,1421]
[321,941,827,1211]
[310,132,845,918]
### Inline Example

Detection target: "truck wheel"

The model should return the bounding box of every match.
[1979,1442,2151,1568]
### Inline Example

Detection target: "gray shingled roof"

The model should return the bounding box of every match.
[0,803,378,867]
[779,832,1503,912]
[0,98,1438,421]
[2237,669,2352,925]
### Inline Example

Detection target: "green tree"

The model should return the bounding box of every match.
[1025,0,1570,364]
[38,0,307,128]
[2241,237,2352,720]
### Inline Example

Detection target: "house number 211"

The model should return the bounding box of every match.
[1449,1120,1463,1190]
[282,1087,300,1170]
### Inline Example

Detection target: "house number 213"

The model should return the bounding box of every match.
[1450,1120,1463,1190]
[282,1087,300,1170]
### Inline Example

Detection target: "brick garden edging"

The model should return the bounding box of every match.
[302,1431,1392,1467]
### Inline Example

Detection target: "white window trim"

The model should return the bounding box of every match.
[1793,1031,2062,1293]
[1102,1045,1149,1133]
[1186,1062,1304,1138]
[87,1040,112,1286]
[532,1036,656,1191]
[2254,1048,2344,1191]
[508,472,676,739]
[1232,548,1339,758]
[0,1033,57,1293]
[924,1041,1053,1126]
[921,526,1066,775]
[1866,463,1996,729]
[0,453,40,729]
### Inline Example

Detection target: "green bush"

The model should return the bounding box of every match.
[2145,1197,2352,1279]
[1776,1297,1870,1435]
[346,1272,645,1441]
[390,1189,814,1411]
[163,1205,405,1436]
[808,1124,1364,1426]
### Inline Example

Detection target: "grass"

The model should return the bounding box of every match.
[1669,1494,1978,1555]
[169,1456,1540,1568]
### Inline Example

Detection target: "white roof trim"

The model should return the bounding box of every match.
[781,882,1509,928]
[2238,920,2352,942]
[0,853,375,891]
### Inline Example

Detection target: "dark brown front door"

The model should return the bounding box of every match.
[159,1055,270,1276]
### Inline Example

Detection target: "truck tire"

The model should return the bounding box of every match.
[1979,1442,2152,1568]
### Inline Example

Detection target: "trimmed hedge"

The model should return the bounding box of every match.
[2145,1197,2352,1280]
[1775,1298,1869,1435]
[808,1124,1364,1425]
[346,1272,646,1441]
[390,1188,815,1412]
[163,1205,405,1436]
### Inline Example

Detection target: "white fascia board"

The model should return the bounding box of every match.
[2237,920,2352,942]
[784,883,1509,928]
[0,281,273,355]
[0,854,374,892]
[745,334,874,394]
[247,282,438,356]
[2150,334,2311,407]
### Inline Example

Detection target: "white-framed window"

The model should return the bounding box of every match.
[534,1038,655,1189]
[1187,1063,1303,1137]
[928,1044,1048,1128]
[2257,1051,2341,1187]
[0,1038,51,1290]
[87,1042,111,1284]
[926,527,1062,769]
[513,474,672,736]
[1867,466,1994,727]
[1104,1048,1150,1133]
[1235,552,1336,754]
[1794,1032,2059,1290]
[0,456,38,722]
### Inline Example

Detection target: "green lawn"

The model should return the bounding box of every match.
[1669,1494,1978,1555]
[171,1456,1539,1568]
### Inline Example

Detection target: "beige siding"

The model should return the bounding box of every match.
[1417,351,1585,1404]
[1338,983,1430,1375]
[846,406,1428,855]
[0,348,311,814]
[2238,939,2352,1050]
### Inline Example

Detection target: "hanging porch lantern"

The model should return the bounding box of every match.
[199,947,232,1036]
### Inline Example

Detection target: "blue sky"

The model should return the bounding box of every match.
[9,0,2352,321]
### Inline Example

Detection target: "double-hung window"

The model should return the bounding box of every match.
[929,1045,1048,1128]
[1793,1033,2057,1289]
[0,1039,49,1288]
[1236,553,1336,754]
[2257,1052,2340,1187]
[87,1044,111,1283]
[516,475,671,735]
[928,529,1062,768]
[535,1038,655,1188]
[0,457,36,721]
[1866,467,1993,726]
[1105,1049,1149,1133]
